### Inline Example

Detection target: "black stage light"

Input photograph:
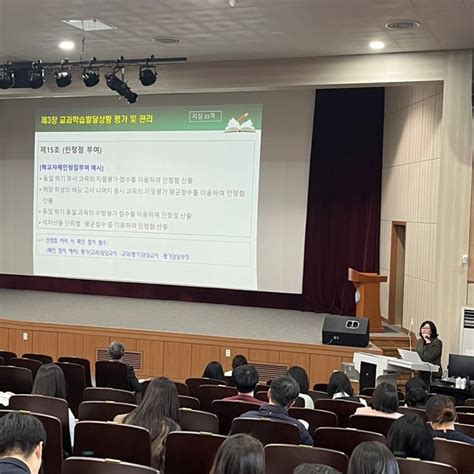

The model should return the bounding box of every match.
[82,67,100,87]
[54,69,72,88]
[139,65,157,86]
[0,66,14,89]
[105,71,138,104]
[29,61,44,89]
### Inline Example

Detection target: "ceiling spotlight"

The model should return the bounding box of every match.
[139,57,157,86]
[59,40,75,51]
[82,58,100,87]
[54,59,72,87]
[0,65,14,89]
[228,0,237,6]
[105,69,138,104]
[369,41,385,50]
[29,61,44,89]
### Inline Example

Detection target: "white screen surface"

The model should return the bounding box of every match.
[34,105,262,290]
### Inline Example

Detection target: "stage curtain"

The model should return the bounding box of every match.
[302,88,384,315]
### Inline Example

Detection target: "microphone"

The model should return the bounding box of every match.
[408,319,413,351]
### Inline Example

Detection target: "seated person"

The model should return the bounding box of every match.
[426,394,474,445]
[203,361,226,383]
[224,354,248,377]
[387,413,435,460]
[0,412,46,474]
[404,377,428,408]
[348,441,399,474]
[240,375,313,446]
[108,341,142,392]
[327,371,367,405]
[223,365,265,406]
[355,382,402,419]
[288,366,314,409]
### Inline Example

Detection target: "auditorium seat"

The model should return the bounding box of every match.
[83,387,136,404]
[307,389,330,402]
[314,399,363,427]
[265,444,349,474]
[78,401,137,421]
[22,353,53,364]
[174,381,188,396]
[398,406,428,421]
[185,377,224,398]
[455,406,474,414]
[57,362,86,417]
[314,427,386,457]
[230,417,301,446]
[255,391,269,402]
[0,357,4,365]
[455,422,474,438]
[0,366,33,394]
[464,398,474,407]
[456,412,474,425]
[348,414,396,437]
[0,351,17,363]
[164,431,226,474]
[434,438,474,474]
[95,360,130,391]
[255,383,270,393]
[397,458,457,474]
[58,357,92,387]
[74,421,151,467]
[62,457,158,474]
[313,383,329,392]
[288,407,338,433]
[9,357,42,379]
[179,408,220,433]
[179,395,200,410]
[210,399,261,435]
[197,384,238,412]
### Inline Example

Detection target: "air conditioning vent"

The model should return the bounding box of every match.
[97,349,142,371]
[460,306,474,355]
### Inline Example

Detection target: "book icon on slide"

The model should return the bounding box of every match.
[224,113,256,133]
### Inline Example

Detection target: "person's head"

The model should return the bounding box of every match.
[287,366,310,395]
[209,433,264,474]
[232,355,248,370]
[370,382,399,414]
[0,412,46,474]
[124,376,179,440]
[32,363,66,399]
[348,441,400,474]
[404,377,428,407]
[425,394,456,428]
[108,341,125,360]
[269,375,300,408]
[419,321,438,339]
[294,464,341,474]
[233,365,259,395]
[387,414,435,461]
[203,361,226,381]
[327,371,354,398]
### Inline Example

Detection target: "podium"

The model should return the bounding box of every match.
[348,268,387,333]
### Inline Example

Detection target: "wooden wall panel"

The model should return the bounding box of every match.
[57,333,84,358]
[279,351,310,369]
[191,344,220,377]
[32,331,58,360]
[136,340,164,377]
[249,349,280,364]
[83,335,109,366]
[309,354,342,384]
[163,342,192,381]
[219,346,250,372]
[8,329,32,356]
[0,328,10,351]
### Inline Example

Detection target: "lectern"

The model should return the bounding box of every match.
[348,268,387,333]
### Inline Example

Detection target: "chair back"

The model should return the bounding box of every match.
[456,412,474,425]
[307,389,330,402]
[313,383,329,392]
[197,384,237,412]
[314,427,387,457]
[434,438,474,474]
[289,407,338,434]
[95,360,130,391]
[9,358,42,379]
[58,357,92,387]
[185,377,224,398]
[0,365,33,393]
[23,353,53,364]
[62,457,158,474]
[464,398,474,407]
[348,414,396,437]
[164,431,226,474]
[230,417,300,446]
[78,401,137,421]
[398,406,428,421]
[211,399,261,435]
[314,399,363,427]
[74,421,151,466]
[83,387,136,404]
[255,391,269,402]
[455,422,474,438]
[174,381,188,396]
[0,351,17,363]
[57,362,86,417]
[397,457,457,474]
[265,444,349,474]
[179,395,200,410]
[179,408,220,433]
[455,406,474,414]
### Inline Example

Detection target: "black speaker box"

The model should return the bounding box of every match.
[322,315,370,347]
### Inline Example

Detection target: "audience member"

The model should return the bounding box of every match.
[108,341,142,392]
[31,363,76,445]
[209,433,264,474]
[426,394,474,445]
[288,366,314,409]
[223,365,265,406]
[355,382,402,419]
[404,377,428,408]
[240,375,313,445]
[387,413,435,460]
[327,371,367,405]
[203,361,226,382]
[114,376,181,470]
[294,464,340,473]
[224,354,248,376]
[0,412,46,474]
[348,441,400,474]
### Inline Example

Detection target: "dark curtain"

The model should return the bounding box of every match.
[302,88,384,315]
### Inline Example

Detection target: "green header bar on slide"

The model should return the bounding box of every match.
[36,104,263,132]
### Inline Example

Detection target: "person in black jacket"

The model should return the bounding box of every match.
[0,412,46,474]
[108,341,142,392]
[416,320,442,385]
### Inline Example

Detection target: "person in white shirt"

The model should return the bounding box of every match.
[355,382,402,419]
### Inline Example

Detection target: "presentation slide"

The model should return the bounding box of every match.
[33,105,262,290]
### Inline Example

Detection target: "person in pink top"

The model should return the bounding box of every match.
[223,365,265,406]
[355,382,402,419]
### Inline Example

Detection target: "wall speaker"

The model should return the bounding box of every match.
[322,315,370,347]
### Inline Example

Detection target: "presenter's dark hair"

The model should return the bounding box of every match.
[0,412,46,457]
[270,375,300,407]
[387,414,435,461]
[287,366,310,394]
[348,441,399,474]
[419,320,438,338]
[203,361,226,382]
[370,382,399,414]
[32,363,67,400]
[233,365,259,394]
[232,355,248,370]
[327,371,354,398]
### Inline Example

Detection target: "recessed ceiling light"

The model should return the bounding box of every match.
[385,20,421,31]
[59,41,75,51]
[369,41,385,50]
[62,18,117,31]
[151,36,182,45]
